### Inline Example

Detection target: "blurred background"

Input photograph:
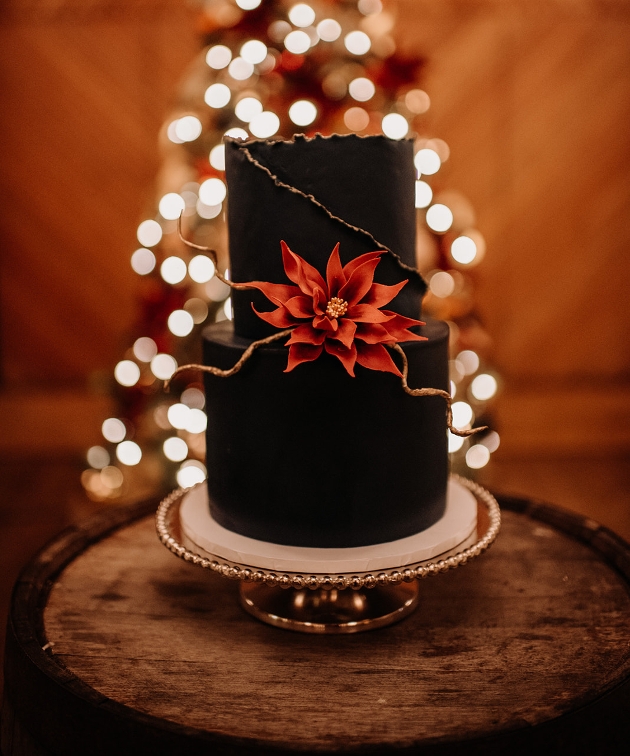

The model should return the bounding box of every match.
[1,0,629,684]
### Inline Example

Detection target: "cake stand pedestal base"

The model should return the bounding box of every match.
[240,581,419,634]
[156,475,501,635]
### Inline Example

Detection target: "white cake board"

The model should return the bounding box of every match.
[179,476,477,575]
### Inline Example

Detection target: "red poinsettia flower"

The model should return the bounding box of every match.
[246,242,426,377]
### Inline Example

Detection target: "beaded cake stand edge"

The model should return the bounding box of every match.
[155,476,500,633]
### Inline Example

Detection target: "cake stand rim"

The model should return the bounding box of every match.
[155,475,501,589]
[178,476,478,573]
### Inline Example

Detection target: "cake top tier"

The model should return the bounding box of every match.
[225,133,426,340]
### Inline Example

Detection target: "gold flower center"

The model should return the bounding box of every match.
[325,297,348,319]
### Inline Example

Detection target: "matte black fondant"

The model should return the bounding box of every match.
[225,134,425,340]
[203,319,449,548]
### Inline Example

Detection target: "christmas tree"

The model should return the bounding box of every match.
[82,0,498,502]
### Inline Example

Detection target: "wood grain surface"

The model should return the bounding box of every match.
[3,496,630,754]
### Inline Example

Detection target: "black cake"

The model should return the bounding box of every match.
[202,134,449,548]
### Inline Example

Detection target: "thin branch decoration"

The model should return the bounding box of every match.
[233,137,422,282]
[164,328,292,390]
[168,216,486,438]
[174,215,248,292]
[392,344,486,438]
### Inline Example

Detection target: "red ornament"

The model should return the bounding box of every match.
[247,242,426,377]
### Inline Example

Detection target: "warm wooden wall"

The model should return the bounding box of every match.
[0,0,629,456]
[0,0,199,449]
[0,0,198,387]
[394,0,630,454]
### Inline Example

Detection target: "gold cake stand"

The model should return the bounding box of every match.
[156,475,500,634]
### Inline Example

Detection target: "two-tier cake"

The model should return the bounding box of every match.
[200,134,450,548]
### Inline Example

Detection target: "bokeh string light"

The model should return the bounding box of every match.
[84,0,498,501]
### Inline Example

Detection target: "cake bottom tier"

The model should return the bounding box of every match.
[202,319,449,548]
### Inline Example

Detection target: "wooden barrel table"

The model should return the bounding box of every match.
[2,494,630,755]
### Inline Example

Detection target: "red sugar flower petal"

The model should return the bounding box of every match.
[247,242,425,376]
[247,281,302,306]
[362,280,407,309]
[313,313,337,331]
[325,242,346,296]
[330,318,357,349]
[338,257,381,306]
[356,342,403,377]
[355,322,392,344]
[341,250,383,278]
[252,305,296,329]
[381,313,428,343]
[285,343,323,372]
[284,295,315,319]
[346,303,392,323]
[312,286,327,316]
[325,340,357,377]
[281,240,326,296]
[287,324,327,345]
